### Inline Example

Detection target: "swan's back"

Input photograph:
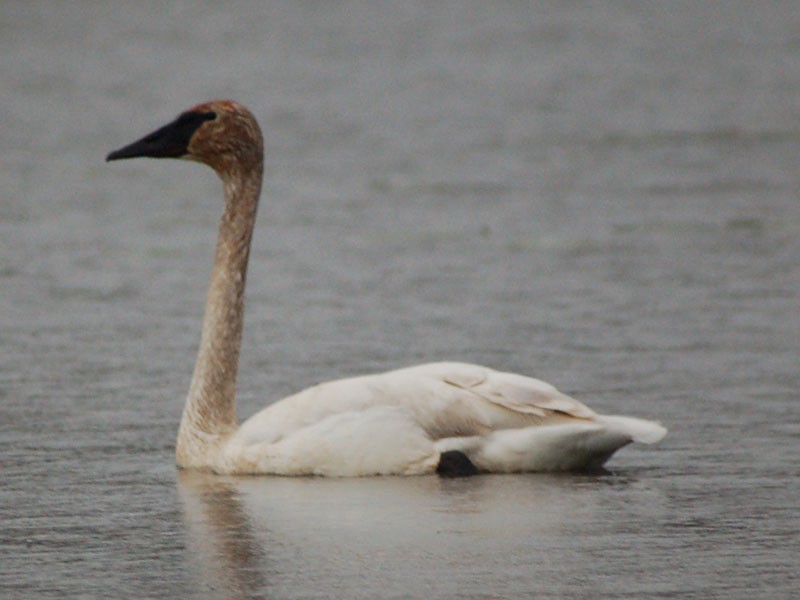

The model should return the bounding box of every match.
[236,363,583,442]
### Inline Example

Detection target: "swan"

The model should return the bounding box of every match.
[107,100,666,476]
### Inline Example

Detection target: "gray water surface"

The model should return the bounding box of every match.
[2,2,799,598]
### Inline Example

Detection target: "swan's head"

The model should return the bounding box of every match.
[106,100,263,178]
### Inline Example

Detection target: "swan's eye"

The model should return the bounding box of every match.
[167,111,217,145]
[177,111,217,128]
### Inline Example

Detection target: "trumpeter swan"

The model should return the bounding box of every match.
[107,100,666,476]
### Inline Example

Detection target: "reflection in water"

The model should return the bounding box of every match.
[177,471,269,599]
[176,471,624,598]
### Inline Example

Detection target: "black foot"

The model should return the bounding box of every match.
[436,450,478,477]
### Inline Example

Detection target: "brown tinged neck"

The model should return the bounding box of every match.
[177,162,263,463]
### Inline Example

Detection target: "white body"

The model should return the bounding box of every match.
[217,362,666,476]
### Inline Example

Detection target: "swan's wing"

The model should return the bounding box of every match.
[236,362,595,445]
[426,362,596,420]
[421,364,667,443]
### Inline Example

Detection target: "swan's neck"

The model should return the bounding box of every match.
[176,164,262,469]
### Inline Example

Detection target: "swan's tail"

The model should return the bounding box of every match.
[595,415,667,444]
[436,415,666,473]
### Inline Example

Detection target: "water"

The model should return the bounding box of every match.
[2,1,799,598]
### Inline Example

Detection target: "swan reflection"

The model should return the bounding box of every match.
[177,471,626,598]
[177,471,268,599]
